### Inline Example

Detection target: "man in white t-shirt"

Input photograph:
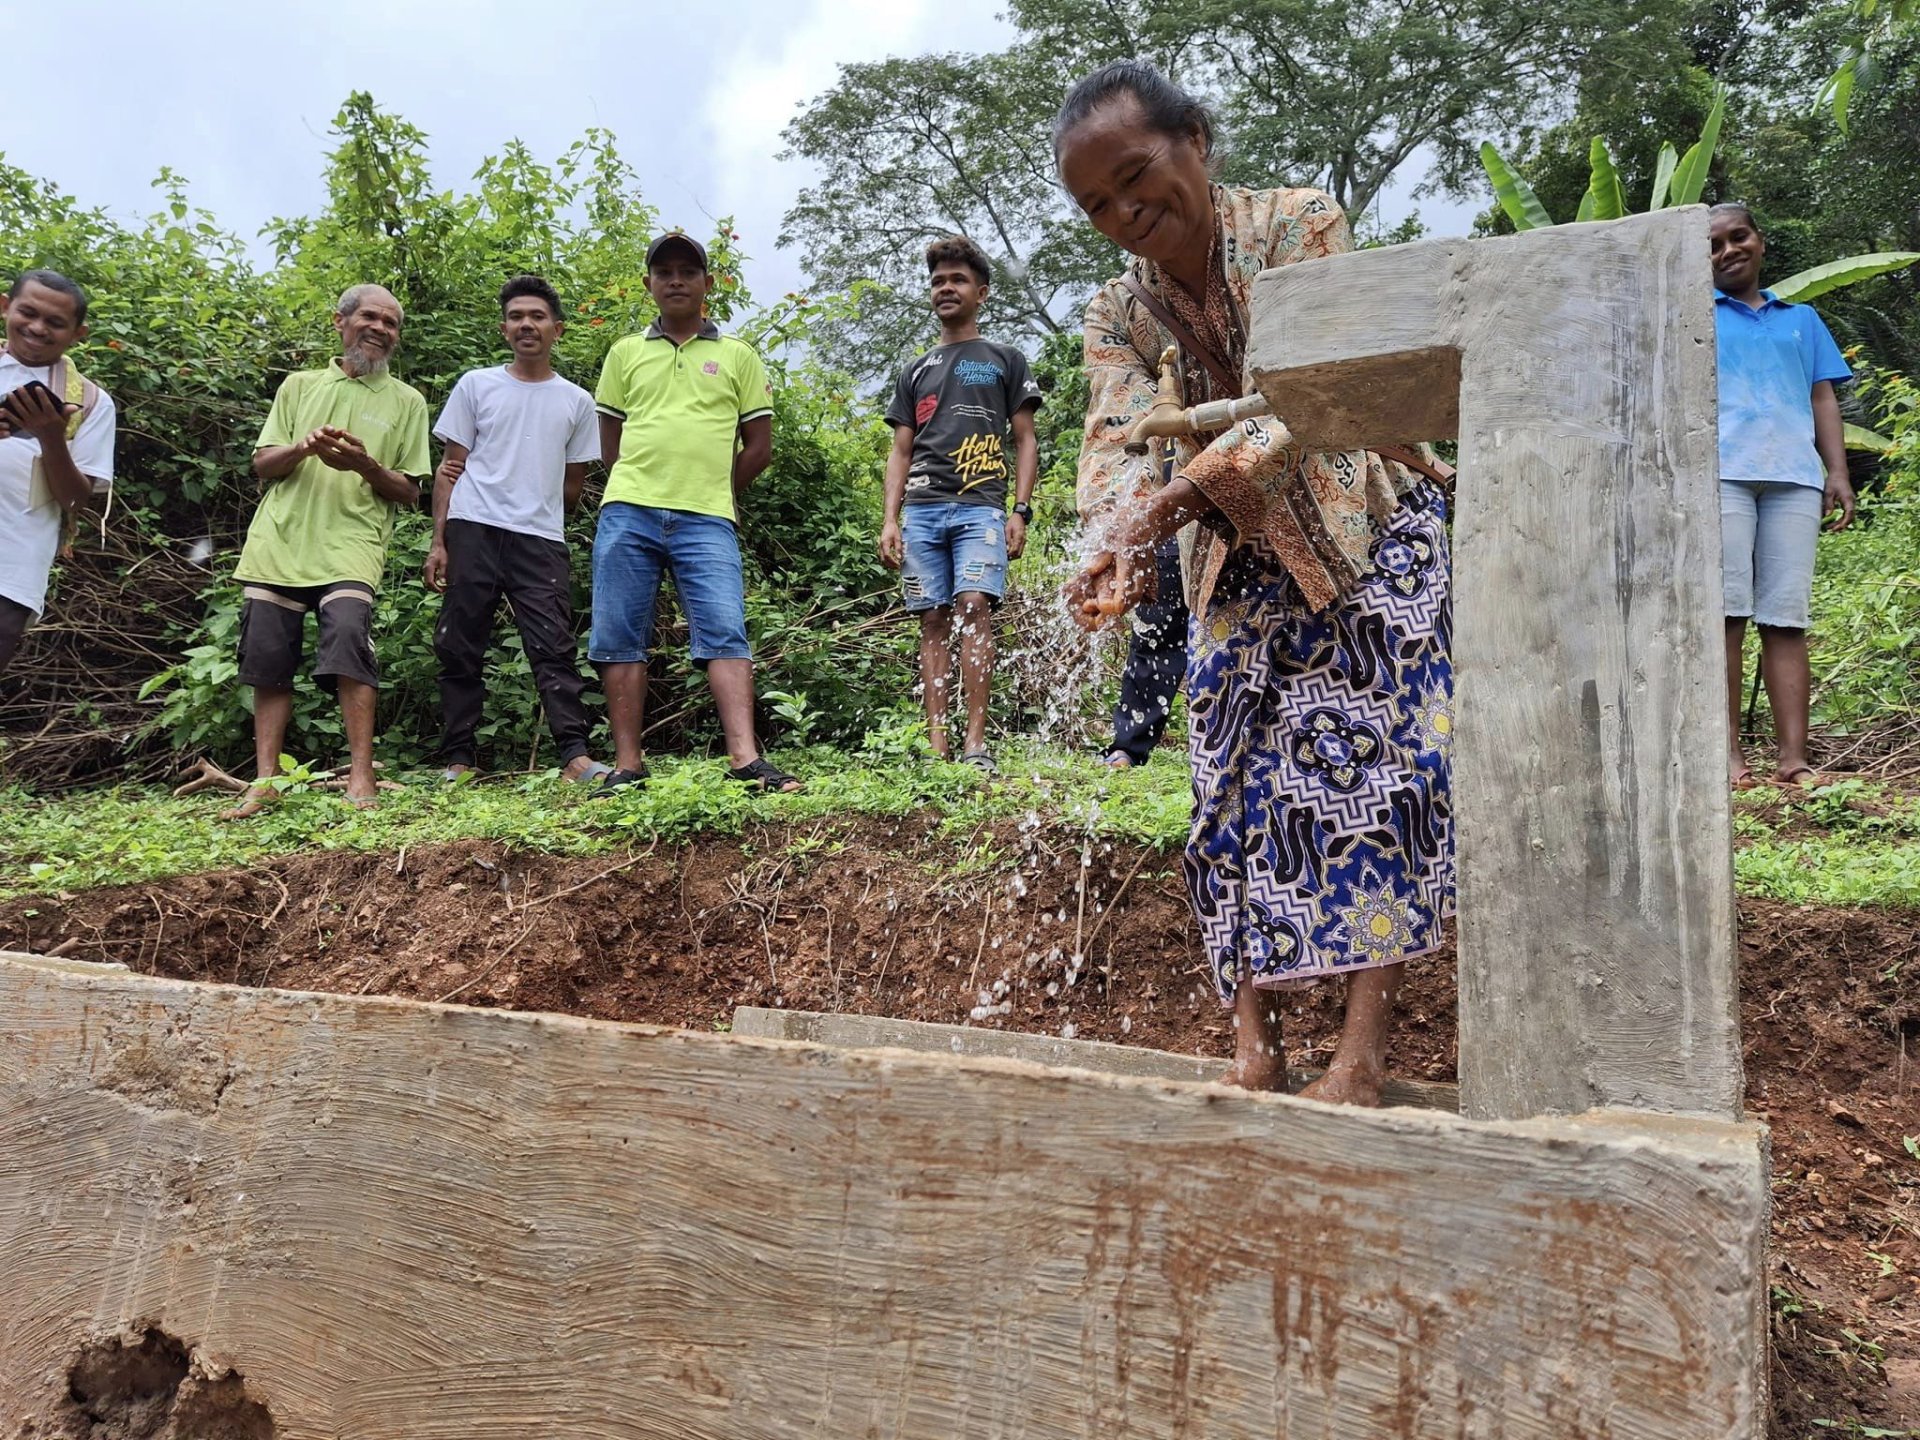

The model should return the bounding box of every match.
[425,274,605,782]
[0,269,116,677]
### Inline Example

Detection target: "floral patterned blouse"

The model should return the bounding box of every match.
[1076,184,1418,613]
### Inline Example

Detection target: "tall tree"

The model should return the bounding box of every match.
[780,48,1118,381]
[782,0,1693,380]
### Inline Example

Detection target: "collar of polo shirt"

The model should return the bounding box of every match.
[643,318,723,343]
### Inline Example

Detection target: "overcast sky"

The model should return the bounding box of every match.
[7,0,1475,310]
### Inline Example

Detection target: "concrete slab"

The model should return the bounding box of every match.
[732,1005,1460,1110]
[0,956,1766,1437]
[1247,210,1741,1123]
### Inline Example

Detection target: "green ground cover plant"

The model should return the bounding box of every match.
[10,743,1917,910]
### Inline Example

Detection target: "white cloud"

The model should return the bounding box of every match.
[704,0,1015,299]
[4,0,1010,307]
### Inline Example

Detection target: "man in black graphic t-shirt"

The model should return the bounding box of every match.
[879,235,1041,774]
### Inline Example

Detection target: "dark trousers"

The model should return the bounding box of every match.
[434,518,592,768]
[1108,534,1189,765]
[0,596,31,679]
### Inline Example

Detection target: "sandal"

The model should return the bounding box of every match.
[729,757,803,793]
[566,760,613,786]
[442,764,480,784]
[597,764,650,792]
[1101,751,1134,770]
[1776,765,1836,789]
[961,750,998,777]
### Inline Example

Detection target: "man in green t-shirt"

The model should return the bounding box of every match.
[224,283,431,818]
[588,231,799,793]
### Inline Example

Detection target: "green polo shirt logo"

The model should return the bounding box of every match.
[593,320,774,523]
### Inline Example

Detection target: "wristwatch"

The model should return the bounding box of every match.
[1011,501,1034,521]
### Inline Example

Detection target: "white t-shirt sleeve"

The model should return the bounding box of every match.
[71,390,117,483]
[433,373,478,449]
[565,391,600,464]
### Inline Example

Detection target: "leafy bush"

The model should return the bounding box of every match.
[3,96,931,777]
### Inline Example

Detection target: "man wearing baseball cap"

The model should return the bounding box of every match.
[588,231,800,791]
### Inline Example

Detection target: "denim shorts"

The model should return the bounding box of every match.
[589,502,750,665]
[900,502,1007,612]
[1721,479,1822,629]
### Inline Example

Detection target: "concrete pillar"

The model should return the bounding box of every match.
[1246,209,1741,1122]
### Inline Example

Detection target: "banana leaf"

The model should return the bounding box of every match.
[1669,90,1726,207]
[1582,137,1626,221]
[1479,142,1553,231]
[1647,142,1678,210]
[1771,251,1920,303]
[1843,423,1892,454]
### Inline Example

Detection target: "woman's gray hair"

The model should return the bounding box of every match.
[335,283,403,323]
[1053,60,1215,168]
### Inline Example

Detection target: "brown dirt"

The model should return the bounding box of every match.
[4,819,1915,1437]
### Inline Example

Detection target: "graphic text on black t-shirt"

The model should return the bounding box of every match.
[884,339,1042,510]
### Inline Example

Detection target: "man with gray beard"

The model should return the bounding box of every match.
[224,283,431,818]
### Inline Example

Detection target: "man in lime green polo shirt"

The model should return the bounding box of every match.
[589,231,799,793]
[224,283,431,818]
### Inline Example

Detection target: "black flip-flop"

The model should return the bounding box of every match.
[597,764,650,792]
[730,757,803,793]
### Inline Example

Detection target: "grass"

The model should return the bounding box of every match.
[1,741,1196,900]
[6,740,1918,911]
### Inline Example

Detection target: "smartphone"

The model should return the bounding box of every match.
[2,379,61,416]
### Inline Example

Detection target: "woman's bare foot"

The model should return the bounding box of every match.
[1221,977,1288,1090]
[1730,740,1758,789]
[1221,1043,1289,1091]
[1299,964,1405,1107]
[1298,1060,1387,1107]
[219,784,276,821]
[1775,763,1831,788]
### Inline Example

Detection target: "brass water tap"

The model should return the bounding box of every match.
[1124,346,1187,454]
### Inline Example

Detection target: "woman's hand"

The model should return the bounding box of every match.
[1066,544,1155,630]
[1824,467,1856,532]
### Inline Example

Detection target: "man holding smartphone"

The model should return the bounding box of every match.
[0,269,116,677]
[224,283,430,817]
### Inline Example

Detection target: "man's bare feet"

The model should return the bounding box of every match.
[1298,1061,1387,1107]
[219,784,276,821]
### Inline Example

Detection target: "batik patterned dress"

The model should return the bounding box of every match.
[1076,186,1455,1002]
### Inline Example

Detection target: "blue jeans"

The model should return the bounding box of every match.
[900,502,1007,612]
[589,502,750,665]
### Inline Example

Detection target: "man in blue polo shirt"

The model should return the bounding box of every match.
[589,231,800,792]
[1710,202,1854,789]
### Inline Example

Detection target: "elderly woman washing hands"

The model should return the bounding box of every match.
[1058,61,1457,1105]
